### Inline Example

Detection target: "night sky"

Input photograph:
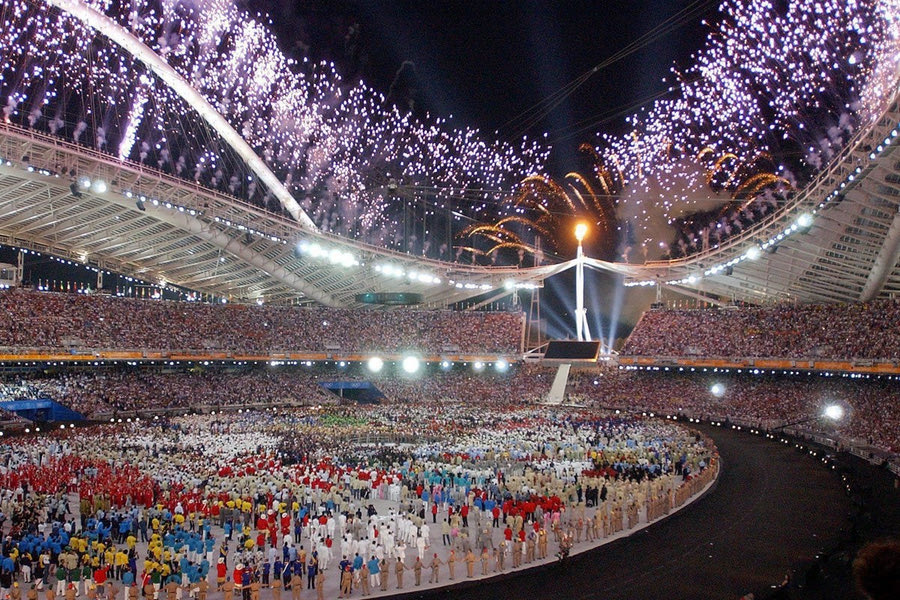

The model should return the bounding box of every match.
[248,0,712,172]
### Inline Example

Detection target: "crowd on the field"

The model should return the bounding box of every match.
[622,300,900,360]
[0,405,716,599]
[0,289,523,355]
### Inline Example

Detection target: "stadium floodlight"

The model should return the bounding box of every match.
[823,404,844,421]
[402,356,420,374]
[91,179,108,193]
[710,383,726,398]
[495,359,509,372]
[77,175,91,189]
[473,361,485,372]
[440,360,452,370]
[745,245,762,260]
[366,356,384,373]
[796,213,814,229]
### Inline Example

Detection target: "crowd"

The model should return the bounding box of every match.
[11,370,330,418]
[2,366,554,418]
[7,284,900,367]
[0,404,716,600]
[0,289,523,355]
[567,368,900,453]
[0,381,36,424]
[4,359,900,453]
[622,300,900,360]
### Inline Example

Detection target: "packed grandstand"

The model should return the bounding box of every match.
[0,288,898,457]
[0,285,731,598]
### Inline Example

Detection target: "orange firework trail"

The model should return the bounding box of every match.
[460,159,619,260]
[462,138,790,263]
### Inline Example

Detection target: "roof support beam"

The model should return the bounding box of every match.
[663,284,730,308]
[46,0,317,231]
[145,207,341,306]
[859,206,900,301]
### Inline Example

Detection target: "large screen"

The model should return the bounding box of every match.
[544,340,601,360]
[354,292,423,305]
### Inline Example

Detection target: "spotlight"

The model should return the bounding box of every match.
[366,356,384,373]
[823,404,844,421]
[401,356,420,374]
[70,182,83,198]
[796,213,813,229]
[91,179,108,194]
[135,198,146,211]
[710,383,726,397]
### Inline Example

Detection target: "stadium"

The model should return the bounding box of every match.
[0,1,899,599]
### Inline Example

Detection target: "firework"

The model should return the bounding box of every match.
[0,0,549,249]
[584,0,900,255]
[469,0,899,262]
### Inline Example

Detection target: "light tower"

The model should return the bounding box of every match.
[574,223,592,341]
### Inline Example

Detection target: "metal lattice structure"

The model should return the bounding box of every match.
[0,122,571,307]
[592,83,900,305]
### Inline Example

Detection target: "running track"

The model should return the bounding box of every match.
[387,423,850,600]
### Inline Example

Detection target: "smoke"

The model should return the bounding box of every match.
[73,121,88,143]
[615,156,731,262]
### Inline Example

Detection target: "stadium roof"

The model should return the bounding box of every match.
[0,123,570,307]
[587,86,900,305]
[4,82,900,309]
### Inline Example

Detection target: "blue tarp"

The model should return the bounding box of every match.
[318,381,384,404]
[0,399,85,422]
